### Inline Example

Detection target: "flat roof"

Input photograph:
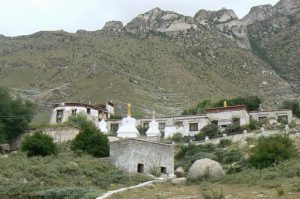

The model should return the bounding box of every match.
[53,102,107,112]
[206,105,247,113]
[111,138,173,147]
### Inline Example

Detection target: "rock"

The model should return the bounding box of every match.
[102,21,123,32]
[108,136,119,142]
[171,177,186,185]
[249,145,256,149]
[167,173,176,179]
[69,162,78,167]
[242,5,274,25]
[239,141,248,150]
[188,158,225,179]
[175,167,185,177]
[0,154,8,158]
[160,174,168,179]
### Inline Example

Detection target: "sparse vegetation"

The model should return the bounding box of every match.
[0,143,151,199]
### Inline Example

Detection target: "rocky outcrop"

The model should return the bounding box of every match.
[188,158,225,179]
[102,21,123,32]
[124,7,196,35]
[123,7,251,49]
[275,0,300,16]
[242,0,300,25]
[194,8,251,49]
[242,5,274,25]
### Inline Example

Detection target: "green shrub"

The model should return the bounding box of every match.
[71,123,109,158]
[213,148,242,164]
[248,135,296,169]
[201,124,220,139]
[21,132,58,157]
[281,100,300,118]
[218,139,232,148]
[223,124,246,135]
[195,131,205,141]
[171,132,183,142]
[202,189,224,199]
[248,119,260,130]
[35,186,95,199]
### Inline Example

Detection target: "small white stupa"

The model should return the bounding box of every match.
[98,113,108,134]
[117,103,140,138]
[146,111,161,137]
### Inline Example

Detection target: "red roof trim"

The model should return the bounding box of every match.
[53,102,106,111]
[206,105,247,113]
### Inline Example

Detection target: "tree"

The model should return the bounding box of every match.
[281,100,300,118]
[22,132,57,157]
[0,87,35,144]
[70,115,109,157]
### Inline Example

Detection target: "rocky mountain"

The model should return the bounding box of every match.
[243,0,300,91]
[0,0,298,122]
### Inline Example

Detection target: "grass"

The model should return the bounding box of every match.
[0,143,151,199]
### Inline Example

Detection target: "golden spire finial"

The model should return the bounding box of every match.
[152,110,155,121]
[127,103,131,117]
[224,100,228,108]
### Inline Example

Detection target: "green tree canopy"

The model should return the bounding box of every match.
[182,96,261,115]
[0,87,35,144]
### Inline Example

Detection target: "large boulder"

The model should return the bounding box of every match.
[171,177,186,185]
[188,158,225,179]
[175,167,185,177]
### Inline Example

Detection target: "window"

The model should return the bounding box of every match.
[137,164,144,173]
[143,123,149,130]
[160,167,167,174]
[259,116,267,125]
[278,115,288,124]
[232,117,240,126]
[71,109,77,115]
[56,110,63,123]
[87,108,91,114]
[211,120,218,125]
[189,123,198,131]
[159,122,165,129]
[110,124,119,134]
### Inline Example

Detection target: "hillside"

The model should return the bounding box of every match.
[243,0,300,92]
[0,0,299,122]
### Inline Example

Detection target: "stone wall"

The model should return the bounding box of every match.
[110,139,174,174]
[10,126,80,150]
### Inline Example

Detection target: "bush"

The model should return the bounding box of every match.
[201,124,220,139]
[35,187,95,199]
[248,119,260,130]
[195,131,205,141]
[223,124,246,135]
[21,132,58,157]
[218,139,232,148]
[248,135,296,169]
[71,123,109,158]
[171,132,183,142]
[281,100,300,118]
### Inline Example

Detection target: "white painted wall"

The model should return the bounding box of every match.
[50,106,99,126]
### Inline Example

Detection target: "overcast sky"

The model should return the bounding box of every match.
[0,0,279,36]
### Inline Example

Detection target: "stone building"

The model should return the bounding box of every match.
[249,109,292,125]
[110,139,174,174]
[50,101,114,126]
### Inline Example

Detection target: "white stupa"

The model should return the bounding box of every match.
[146,111,161,137]
[117,103,140,138]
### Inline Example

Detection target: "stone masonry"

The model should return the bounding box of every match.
[110,138,174,174]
